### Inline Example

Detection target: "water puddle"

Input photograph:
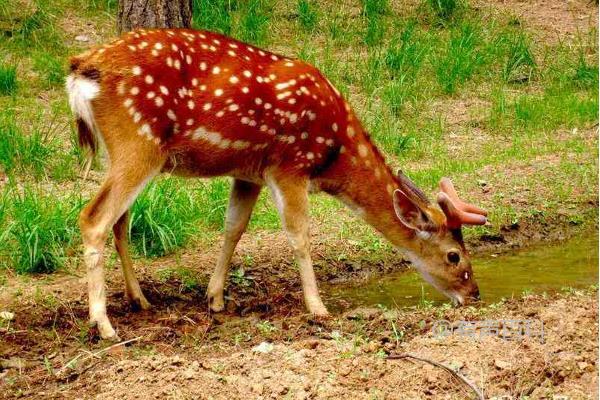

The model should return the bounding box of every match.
[327,233,599,310]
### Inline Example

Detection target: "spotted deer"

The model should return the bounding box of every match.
[66,28,487,339]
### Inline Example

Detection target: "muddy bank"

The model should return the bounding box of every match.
[1,288,597,399]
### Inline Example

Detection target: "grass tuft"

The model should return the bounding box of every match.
[192,0,234,35]
[297,0,318,32]
[33,52,65,88]
[129,178,201,257]
[434,22,483,94]
[0,112,56,177]
[0,62,17,95]
[236,0,272,45]
[427,0,459,22]
[8,187,81,274]
[502,33,536,83]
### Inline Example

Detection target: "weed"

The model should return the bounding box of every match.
[236,0,272,45]
[362,0,387,46]
[427,0,459,21]
[434,22,483,94]
[297,0,318,32]
[230,267,253,287]
[129,177,201,257]
[0,113,56,178]
[361,0,388,18]
[502,32,536,83]
[199,179,230,228]
[33,52,65,88]
[256,320,277,335]
[382,76,411,116]
[0,62,17,95]
[572,53,598,89]
[8,188,81,274]
[192,0,234,35]
[384,22,428,79]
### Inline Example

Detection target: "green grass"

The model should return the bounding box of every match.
[434,22,483,94]
[426,0,460,22]
[501,32,536,83]
[0,112,56,178]
[0,62,17,95]
[33,52,65,88]
[129,177,203,257]
[297,0,318,32]
[0,0,597,274]
[5,187,81,274]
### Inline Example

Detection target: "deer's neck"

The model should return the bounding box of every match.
[318,120,417,250]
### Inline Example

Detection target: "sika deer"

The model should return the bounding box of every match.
[66,28,487,340]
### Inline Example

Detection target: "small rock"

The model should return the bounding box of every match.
[252,342,274,354]
[252,383,264,394]
[0,311,14,321]
[577,361,591,371]
[171,355,182,366]
[183,368,195,379]
[75,35,90,42]
[447,360,464,371]
[494,359,511,370]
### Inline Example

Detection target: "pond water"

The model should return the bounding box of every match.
[326,232,599,310]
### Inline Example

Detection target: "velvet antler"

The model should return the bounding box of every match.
[436,178,487,229]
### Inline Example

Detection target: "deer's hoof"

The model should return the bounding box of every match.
[208,293,225,313]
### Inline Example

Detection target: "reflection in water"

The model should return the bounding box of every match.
[326,233,599,311]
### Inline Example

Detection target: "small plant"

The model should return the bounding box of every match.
[297,0,318,32]
[199,178,230,228]
[427,0,459,21]
[362,0,388,18]
[230,266,253,287]
[33,52,64,88]
[256,320,277,335]
[502,33,536,83]
[129,177,201,257]
[384,22,428,78]
[192,0,234,35]
[382,76,410,116]
[0,62,17,95]
[434,22,483,94]
[362,0,387,46]
[572,53,598,89]
[0,113,56,177]
[8,188,81,274]
[364,16,386,47]
[236,0,272,46]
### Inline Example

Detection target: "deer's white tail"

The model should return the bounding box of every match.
[65,74,101,158]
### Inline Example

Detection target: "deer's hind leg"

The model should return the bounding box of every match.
[207,179,262,312]
[80,146,164,339]
[113,211,151,310]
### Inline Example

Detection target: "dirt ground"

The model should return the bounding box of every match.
[1,284,597,399]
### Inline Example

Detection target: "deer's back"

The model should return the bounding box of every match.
[70,28,349,182]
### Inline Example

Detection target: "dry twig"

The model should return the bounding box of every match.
[387,352,484,400]
[57,336,142,378]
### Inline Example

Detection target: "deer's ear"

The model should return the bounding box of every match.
[393,189,438,233]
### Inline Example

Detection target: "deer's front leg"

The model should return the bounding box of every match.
[208,179,262,312]
[266,173,328,316]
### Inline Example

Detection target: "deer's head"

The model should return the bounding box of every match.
[392,172,487,305]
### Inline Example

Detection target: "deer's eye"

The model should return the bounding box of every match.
[447,251,460,264]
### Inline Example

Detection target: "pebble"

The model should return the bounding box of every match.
[75,35,90,42]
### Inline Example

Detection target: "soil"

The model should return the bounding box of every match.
[1,285,597,399]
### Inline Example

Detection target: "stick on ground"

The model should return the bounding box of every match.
[387,352,485,400]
